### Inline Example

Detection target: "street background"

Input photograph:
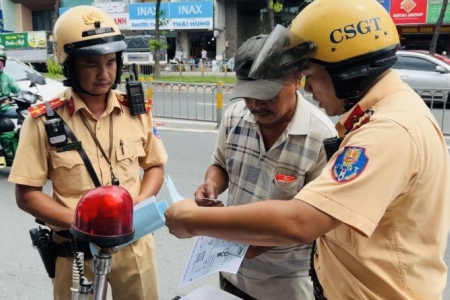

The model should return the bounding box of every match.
[0,117,449,300]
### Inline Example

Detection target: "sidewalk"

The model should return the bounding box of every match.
[154,117,219,133]
[154,118,450,151]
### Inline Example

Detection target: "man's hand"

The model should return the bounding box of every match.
[194,183,223,207]
[165,199,199,239]
[245,246,276,259]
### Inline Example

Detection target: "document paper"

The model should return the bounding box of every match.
[179,236,249,287]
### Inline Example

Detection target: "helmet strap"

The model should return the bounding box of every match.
[62,52,123,94]
[327,51,397,112]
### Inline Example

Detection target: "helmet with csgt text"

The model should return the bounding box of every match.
[288,0,399,65]
[249,0,400,111]
[53,5,126,89]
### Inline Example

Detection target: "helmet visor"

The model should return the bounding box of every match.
[249,24,316,80]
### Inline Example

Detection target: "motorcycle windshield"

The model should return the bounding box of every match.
[249,24,316,81]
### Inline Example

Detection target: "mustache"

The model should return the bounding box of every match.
[250,109,271,115]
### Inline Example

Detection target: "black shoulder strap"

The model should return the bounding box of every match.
[62,121,101,187]
[49,111,101,188]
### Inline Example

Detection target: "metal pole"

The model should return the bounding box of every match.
[216,81,223,128]
[92,249,112,300]
[147,77,154,101]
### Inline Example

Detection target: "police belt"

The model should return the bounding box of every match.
[53,230,93,260]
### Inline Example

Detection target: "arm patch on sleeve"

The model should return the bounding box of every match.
[332,146,369,183]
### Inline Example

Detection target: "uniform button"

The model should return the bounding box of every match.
[100,155,104,158]
[97,125,101,129]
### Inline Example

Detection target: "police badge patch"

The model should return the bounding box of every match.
[153,125,161,139]
[332,146,369,183]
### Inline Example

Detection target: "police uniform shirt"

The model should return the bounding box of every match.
[9,88,168,213]
[296,70,450,299]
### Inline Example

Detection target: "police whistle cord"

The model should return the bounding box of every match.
[309,240,328,300]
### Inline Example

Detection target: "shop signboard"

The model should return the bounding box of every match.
[128,0,213,30]
[59,3,130,30]
[92,2,130,30]
[390,0,427,24]
[1,31,46,50]
[398,24,450,34]
[0,31,48,63]
[426,0,450,23]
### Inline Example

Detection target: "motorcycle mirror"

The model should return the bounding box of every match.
[26,72,46,85]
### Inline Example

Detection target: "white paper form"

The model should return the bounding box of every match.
[179,236,249,287]
[165,175,249,288]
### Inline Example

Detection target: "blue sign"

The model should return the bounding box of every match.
[129,0,213,30]
[376,0,391,13]
[129,3,170,19]
[129,1,212,20]
[59,7,69,15]
[0,10,3,31]
[59,0,213,30]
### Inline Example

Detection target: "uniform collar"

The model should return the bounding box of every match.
[65,88,123,117]
[242,91,311,135]
[336,70,401,136]
[286,91,312,135]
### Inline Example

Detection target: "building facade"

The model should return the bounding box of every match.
[3,0,450,63]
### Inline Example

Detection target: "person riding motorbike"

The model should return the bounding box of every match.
[0,49,21,167]
[0,50,21,118]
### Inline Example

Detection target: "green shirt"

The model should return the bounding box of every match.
[0,71,20,97]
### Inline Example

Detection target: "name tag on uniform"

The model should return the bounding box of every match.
[56,141,82,152]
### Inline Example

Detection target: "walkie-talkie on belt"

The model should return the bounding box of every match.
[126,63,146,115]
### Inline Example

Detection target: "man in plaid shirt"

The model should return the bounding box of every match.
[193,35,336,300]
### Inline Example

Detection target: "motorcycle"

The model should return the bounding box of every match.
[0,77,42,167]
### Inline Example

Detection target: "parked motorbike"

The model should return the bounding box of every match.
[0,78,42,167]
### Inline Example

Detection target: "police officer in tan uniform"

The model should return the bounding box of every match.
[9,6,167,300]
[164,0,450,299]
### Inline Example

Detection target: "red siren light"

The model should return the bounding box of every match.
[70,185,135,247]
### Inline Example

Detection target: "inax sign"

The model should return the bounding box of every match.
[128,1,213,30]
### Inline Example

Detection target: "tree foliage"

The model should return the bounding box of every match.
[149,0,169,78]
[266,0,283,30]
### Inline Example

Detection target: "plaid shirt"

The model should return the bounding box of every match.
[213,92,337,299]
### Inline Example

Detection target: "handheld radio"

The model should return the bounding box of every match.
[126,64,146,115]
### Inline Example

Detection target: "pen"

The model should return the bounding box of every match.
[120,139,124,155]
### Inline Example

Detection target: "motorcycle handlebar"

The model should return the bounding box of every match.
[10,90,39,105]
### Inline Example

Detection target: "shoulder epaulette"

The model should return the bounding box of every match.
[28,97,67,118]
[117,93,152,113]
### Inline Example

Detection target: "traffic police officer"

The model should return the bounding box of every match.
[9,6,167,299]
[164,0,450,299]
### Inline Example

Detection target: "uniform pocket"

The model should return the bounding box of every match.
[115,142,145,185]
[49,150,92,194]
[269,175,305,200]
